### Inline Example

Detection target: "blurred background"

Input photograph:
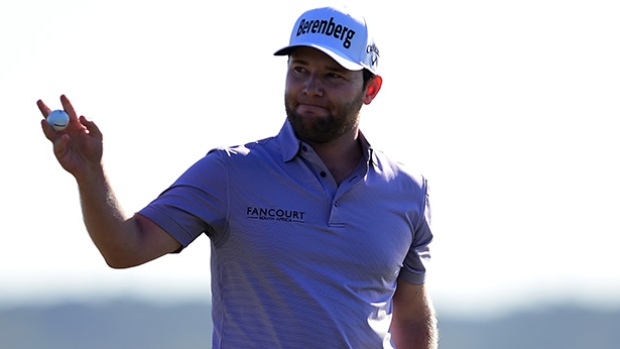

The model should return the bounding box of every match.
[1,0,619,347]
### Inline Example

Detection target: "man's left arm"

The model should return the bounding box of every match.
[390,279,438,349]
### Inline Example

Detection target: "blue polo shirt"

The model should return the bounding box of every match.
[139,120,433,349]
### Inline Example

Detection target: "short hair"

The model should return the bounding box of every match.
[363,69,376,89]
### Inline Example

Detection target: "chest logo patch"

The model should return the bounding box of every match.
[246,206,306,223]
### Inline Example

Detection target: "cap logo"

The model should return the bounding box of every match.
[366,43,380,66]
[296,17,356,49]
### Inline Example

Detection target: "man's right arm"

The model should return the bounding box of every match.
[77,165,181,268]
[39,95,181,268]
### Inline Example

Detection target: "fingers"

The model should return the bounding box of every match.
[80,115,103,140]
[38,95,100,142]
[40,119,56,141]
[38,94,78,120]
[38,96,65,141]
[60,94,80,123]
[37,99,52,118]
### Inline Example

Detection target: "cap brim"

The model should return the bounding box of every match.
[274,44,364,72]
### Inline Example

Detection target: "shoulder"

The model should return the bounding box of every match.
[371,149,428,193]
[207,135,279,159]
[194,136,284,178]
[169,137,281,192]
[209,121,300,163]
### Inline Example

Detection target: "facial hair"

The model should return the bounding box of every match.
[285,90,365,144]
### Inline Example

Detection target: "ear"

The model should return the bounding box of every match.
[363,75,383,105]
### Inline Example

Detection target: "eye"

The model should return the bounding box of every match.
[327,73,344,79]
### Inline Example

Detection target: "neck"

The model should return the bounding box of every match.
[307,129,363,184]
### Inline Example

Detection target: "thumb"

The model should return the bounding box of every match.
[53,134,70,159]
[80,115,103,140]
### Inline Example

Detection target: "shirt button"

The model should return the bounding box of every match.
[301,145,308,152]
[320,171,327,177]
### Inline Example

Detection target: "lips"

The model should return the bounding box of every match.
[296,103,329,117]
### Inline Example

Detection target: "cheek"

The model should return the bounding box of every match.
[284,74,303,92]
[283,87,297,109]
[283,80,294,97]
[284,71,300,89]
[284,76,306,102]
[284,79,297,99]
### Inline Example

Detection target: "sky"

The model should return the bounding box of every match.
[1,0,619,317]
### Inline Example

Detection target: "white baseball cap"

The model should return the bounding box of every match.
[274,6,380,75]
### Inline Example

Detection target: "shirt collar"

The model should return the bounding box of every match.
[277,119,377,168]
[278,120,302,162]
[358,130,377,168]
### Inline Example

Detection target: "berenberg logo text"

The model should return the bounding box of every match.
[296,17,356,49]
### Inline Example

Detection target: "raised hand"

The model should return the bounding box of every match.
[37,95,104,181]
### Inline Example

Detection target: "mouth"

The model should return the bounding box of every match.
[296,103,329,117]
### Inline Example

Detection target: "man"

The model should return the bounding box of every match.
[38,5,438,349]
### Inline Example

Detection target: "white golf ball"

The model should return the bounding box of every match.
[47,110,69,131]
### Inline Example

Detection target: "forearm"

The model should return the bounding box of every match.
[76,165,141,268]
[391,313,438,349]
[391,281,439,349]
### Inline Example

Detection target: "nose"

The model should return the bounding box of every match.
[303,73,324,97]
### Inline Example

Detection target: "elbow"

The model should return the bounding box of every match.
[102,254,138,269]
[106,261,131,269]
[97,242,146,269]
[104,259,131,269]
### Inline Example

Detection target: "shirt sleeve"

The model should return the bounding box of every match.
[398,177,433,284]
[138,148,230,249]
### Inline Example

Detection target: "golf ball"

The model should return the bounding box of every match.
[47,110,69,131]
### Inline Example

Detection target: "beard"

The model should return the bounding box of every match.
[285,90,365,144]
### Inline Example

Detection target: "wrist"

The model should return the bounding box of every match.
[73,162,106,187]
